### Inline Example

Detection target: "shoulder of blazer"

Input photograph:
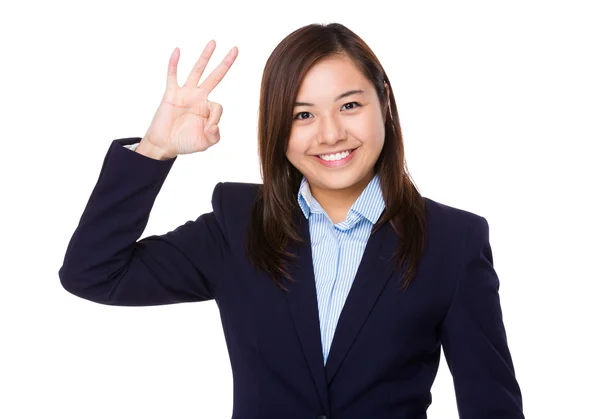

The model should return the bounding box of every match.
[422,196,488,248]
[423,196,485,224]
[421,197,493,303]
[209,181,262,245]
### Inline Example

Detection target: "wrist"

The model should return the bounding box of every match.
[136,138,176,161]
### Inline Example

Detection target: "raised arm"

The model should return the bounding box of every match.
[59,41,238,306]
[58,139,230,306]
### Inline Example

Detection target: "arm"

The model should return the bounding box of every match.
[440,216,525,418]
[58,137,229,306]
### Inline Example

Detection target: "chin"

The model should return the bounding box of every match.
[308,173,364,191]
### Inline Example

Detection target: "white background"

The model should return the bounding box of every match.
[1,0,598,417]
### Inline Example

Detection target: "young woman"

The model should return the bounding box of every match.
[59,23,525,419]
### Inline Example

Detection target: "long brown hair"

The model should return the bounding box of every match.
[247,23,427,291]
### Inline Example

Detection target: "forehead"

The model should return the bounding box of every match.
[296,55,371,98]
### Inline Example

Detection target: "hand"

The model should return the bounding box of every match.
[139,41,238,159]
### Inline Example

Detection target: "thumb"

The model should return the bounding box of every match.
[206,101,223,128]
[205,124,220,144]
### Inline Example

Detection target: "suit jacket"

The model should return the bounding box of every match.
[59,137,524,419]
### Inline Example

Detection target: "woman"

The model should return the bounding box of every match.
[59,23,525,418]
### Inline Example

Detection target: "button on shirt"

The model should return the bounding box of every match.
[297,174,385,364]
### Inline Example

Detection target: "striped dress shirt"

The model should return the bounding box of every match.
[297,174,385,364]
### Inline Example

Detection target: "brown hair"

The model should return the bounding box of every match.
[247,23,427,291]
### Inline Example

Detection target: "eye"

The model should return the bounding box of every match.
[293,111,312,121]
[292,102,362,121]
[341,101,362,110]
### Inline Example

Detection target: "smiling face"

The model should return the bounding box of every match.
[286,54,387,200]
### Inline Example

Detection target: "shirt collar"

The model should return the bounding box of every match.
[297,173,385,225]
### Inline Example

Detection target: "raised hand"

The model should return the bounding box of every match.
[138,41,238,160]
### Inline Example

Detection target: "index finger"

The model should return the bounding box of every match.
[199,46,238,94]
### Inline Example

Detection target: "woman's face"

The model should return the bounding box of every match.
[286,55,386,195]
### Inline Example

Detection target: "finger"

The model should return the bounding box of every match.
[199,46,238,94]
[206,102,223,128]
[184,40,216,88]
[205,124,220,144]
[166,47,180,89]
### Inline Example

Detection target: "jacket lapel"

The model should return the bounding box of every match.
[283,211,404,406]
[283,212,329,414]
[324,221,403,384]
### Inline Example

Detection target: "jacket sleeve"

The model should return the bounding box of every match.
[440,216,525,418]
[58,137,229,306]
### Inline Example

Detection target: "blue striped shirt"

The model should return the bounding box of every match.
[297,174,385,364]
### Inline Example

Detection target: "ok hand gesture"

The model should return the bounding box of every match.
[139,41,238,159]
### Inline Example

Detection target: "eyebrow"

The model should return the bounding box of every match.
[293,89,365,107]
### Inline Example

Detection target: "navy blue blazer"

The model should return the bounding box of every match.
[59,137,524,419]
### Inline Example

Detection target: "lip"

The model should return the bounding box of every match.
[312,148,357,168]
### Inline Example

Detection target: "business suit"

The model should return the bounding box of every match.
[59,137,525,418]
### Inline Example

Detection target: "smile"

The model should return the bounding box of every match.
[312,148,357,167]
[318,149,353,161]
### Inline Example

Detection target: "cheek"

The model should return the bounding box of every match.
[352,114,385,147]
[285,135,306,164]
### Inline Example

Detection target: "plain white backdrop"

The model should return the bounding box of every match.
[1,0,598,417]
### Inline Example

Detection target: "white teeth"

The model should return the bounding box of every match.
[319,150,351,161]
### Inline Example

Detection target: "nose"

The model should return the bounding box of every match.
[317,114,346,146]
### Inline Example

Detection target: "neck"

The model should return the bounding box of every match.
[310,171,375,224]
